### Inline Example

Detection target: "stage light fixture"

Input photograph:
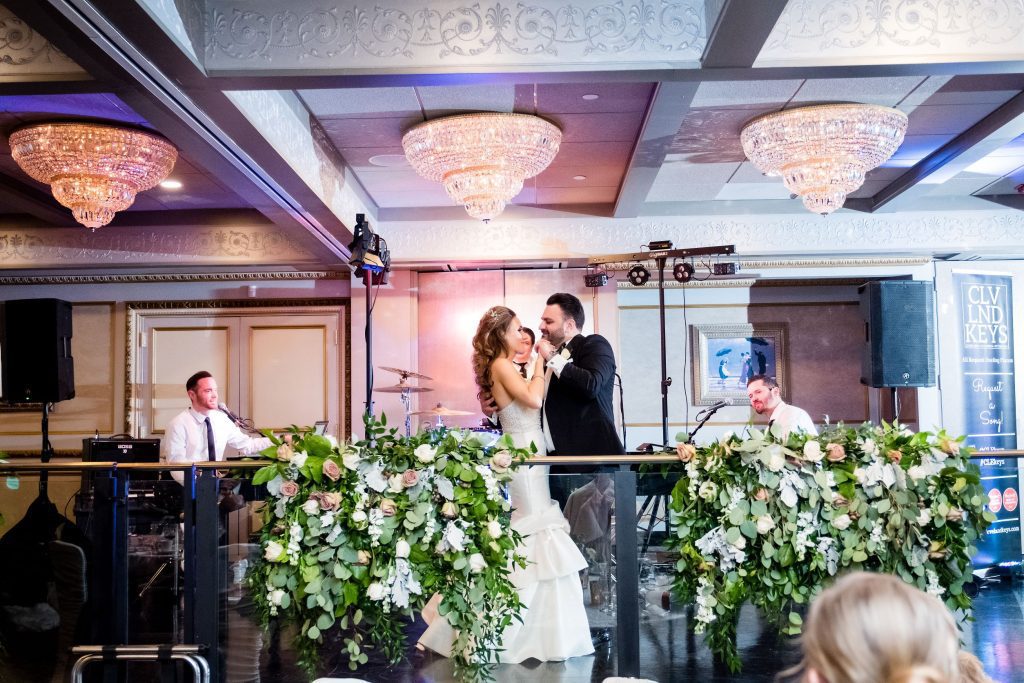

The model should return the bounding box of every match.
[712,262,738,275]
[673,261,695,283]
[348,213,391,283]
[627,264,650,286]
[584,267,608,288]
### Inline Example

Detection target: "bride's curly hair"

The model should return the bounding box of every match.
[471,305,516,398]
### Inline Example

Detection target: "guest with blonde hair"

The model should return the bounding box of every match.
[788,572,959,683]
[957,651,994,683]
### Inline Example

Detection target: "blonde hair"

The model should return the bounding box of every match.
[791,572,959,683]
[471,306,516,398]
[957,651,993,683]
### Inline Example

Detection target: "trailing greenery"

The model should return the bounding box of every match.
[668,422,992,672]
[249,416,529,682]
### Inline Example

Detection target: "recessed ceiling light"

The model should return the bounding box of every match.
[573,175,587,181]
[159,179,182,190]
[368,154,410,167]
[581,94,600,101]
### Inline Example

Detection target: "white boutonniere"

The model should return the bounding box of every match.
[559,346,572,360]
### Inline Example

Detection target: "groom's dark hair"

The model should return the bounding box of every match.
[547,293,584,330]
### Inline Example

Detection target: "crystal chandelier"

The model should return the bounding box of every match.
[740,104,908,215]
[9,122,178,230]
[402,113,561,221]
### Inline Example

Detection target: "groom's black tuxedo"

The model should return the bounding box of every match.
[544,333,625,457]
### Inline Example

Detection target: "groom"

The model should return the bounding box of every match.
[537,293,625,502]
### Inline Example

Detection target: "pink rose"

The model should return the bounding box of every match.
[402,469,420,488]
[322,459,341,482]
[676,443,696,463]
[380,499,397,516]
[825,443,846,462]
[753,488,769,502]
[279,480,299,498]
[831,493,850,508]
[321,492,341,510]
[886,449,902,464]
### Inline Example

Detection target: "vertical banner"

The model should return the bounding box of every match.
[956,272,1019,567]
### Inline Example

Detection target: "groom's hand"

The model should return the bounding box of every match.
[479,391,498,417]
[537,339,556,361]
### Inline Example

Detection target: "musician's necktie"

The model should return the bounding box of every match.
[205,416,216,461]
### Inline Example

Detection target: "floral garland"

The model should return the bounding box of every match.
[668,422,993,672]
[249,418,529,683]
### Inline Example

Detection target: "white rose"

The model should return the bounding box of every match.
[907,465,926,481]
[291,451,308,468]
[342,451,361,471]
[264,540,285,562]
[414,444,437,464]
[766,450,786,472]
[832,514,852,531]
[917,509,932,526]
[269,588,285,606]
[367,582,386,601]
[698,481,718,501]
[862,438,879,456]
[388,473,406,493]
[325,434,338,448]
[487,520,503,539]
[730,534,746,550]
[756,515,775,535]
[395,539,411,559]
[301,499,319,515]
[276,443,294,462]
[351,509,368,524]
[802,440,823,463]
[468,553,487,574]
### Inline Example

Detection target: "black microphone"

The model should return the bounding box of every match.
[218,402,243,425]
[696,398,733,417]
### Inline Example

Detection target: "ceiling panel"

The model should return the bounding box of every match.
[320,117,414,149]
[690,80,803,109]
[533,83,655,114]
[417,84,516,117]
[546,111,644,143]
[298,87,421,118]
[791,77,926,107]
[547,141,633,167]
[535,165,624,188]
[904,103,999,135]
[535,186,617,204]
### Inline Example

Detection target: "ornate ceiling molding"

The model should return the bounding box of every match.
[204,0,706,71]
[0,270,346,285]
[758,0,1024,67]
[0,225,319,268]
[0,4,87,79]
[383,210,1024,263]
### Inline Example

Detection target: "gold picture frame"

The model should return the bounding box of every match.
[690,322,789,406]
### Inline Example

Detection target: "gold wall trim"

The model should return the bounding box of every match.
[125,300,347,433]
[0,271,347,285]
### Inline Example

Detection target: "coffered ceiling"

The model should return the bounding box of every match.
[0,0,1022,271]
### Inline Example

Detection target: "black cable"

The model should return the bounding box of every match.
[615,371,626,448]
[682,284,690,438]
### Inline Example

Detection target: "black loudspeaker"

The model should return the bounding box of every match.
[859,281,936,387]
[2,298,75,402]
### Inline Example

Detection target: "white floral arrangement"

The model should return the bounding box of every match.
[669,422,992,672]
[249,417,529,683]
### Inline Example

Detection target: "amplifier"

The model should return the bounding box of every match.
[83,437,160,463]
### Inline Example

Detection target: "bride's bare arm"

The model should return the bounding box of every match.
[492,358,544,409]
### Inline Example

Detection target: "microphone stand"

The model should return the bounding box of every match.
[687,405,723,444]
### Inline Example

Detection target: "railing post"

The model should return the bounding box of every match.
[614,465,640,677]
[194,470,221,683]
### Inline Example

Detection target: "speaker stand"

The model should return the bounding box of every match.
[40,402,54,495]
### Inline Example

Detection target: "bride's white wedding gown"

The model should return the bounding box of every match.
[418,399,594,663]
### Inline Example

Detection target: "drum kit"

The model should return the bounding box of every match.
[376,366,474,434]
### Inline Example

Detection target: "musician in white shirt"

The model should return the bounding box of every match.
[746,374,817,439]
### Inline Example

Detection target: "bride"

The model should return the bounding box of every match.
[418,305,594,663]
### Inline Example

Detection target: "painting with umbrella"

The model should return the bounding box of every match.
[690,322,789,405]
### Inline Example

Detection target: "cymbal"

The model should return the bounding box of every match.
[377,385,434,394]
[378,366,432,381]
[412,403,474,416]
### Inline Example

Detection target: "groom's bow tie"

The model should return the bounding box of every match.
[555,342,568,354]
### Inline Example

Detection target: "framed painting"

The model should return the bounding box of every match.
[690,323,789,405]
